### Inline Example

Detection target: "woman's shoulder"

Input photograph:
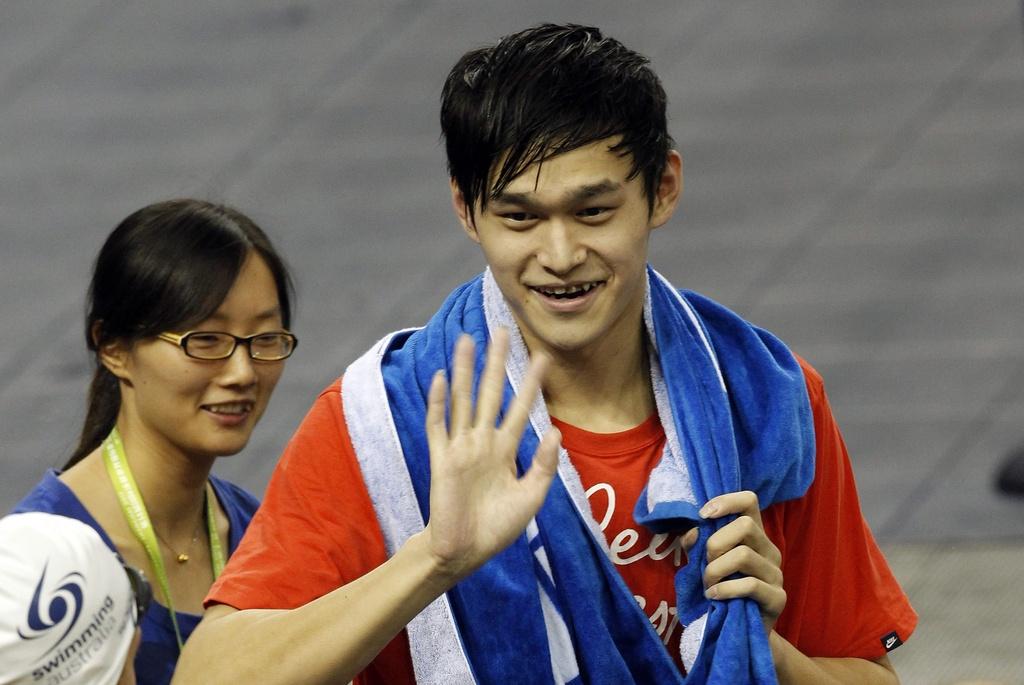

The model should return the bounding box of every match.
[10,469,118,552]
[10,469,66,512]
[13,469,84,518]
[208,474,261,551]
[208,475,260,514]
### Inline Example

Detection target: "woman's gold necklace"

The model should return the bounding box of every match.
[152,508,205,564]
[103,427,227,650]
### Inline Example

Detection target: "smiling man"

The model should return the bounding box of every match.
[177,24,916,685]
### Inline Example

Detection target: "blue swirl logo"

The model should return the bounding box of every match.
[16,562,85,656]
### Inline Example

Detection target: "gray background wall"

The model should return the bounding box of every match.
[1,2,1023,682]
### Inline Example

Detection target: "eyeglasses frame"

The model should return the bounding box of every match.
[157,330,298,361]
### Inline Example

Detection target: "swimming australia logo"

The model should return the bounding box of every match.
[17,562,86,657]
[16,561,124,683]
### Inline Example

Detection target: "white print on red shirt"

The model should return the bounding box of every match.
[586,481,686,644]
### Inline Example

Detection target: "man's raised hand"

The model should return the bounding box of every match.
[424,329,561,581]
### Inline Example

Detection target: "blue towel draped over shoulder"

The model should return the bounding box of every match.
[341,267,814,684]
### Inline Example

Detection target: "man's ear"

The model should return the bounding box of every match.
[650,150,683,229]
[450,179,480,244]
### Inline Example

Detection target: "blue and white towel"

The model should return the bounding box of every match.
[342,267,815,684]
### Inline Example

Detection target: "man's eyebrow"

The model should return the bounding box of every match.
[567,180,621,203]
[490,191,536,208]
[490,180,622,208]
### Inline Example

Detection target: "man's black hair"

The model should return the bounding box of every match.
[441,24,673,218]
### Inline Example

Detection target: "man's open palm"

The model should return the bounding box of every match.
[424,330,561,579]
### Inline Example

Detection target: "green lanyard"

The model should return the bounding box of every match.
[102,426,226,649]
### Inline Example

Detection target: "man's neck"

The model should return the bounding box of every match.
[541,329,655,433]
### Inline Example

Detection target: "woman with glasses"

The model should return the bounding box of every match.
[12,199,296,685]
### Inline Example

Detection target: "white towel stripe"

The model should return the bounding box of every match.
[342,333,476,685]
[483,270,581,683]
[650,269,725,391]
[681,611,708,673]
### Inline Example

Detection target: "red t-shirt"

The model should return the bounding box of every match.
[207,359,917,684]
[551,413,689,671]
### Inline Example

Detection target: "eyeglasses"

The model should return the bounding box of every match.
[157,330,298,361]
[121,563,152,626]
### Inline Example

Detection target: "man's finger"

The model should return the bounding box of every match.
[681,527,698,554]
[499,351,549,439]
[517,427,561,513]
[705,575,786,620]
[448,335,475,432]
[425,371,449,455]
[474,329,510,429]
[703,544,783,590]
[700,491,763,526]
[706,515,780,564]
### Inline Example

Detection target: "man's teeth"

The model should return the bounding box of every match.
[206,403,251,415]
[537,283,599,298]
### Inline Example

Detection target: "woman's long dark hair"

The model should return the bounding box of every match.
[65,199,295,468]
